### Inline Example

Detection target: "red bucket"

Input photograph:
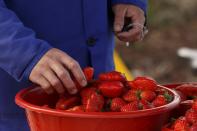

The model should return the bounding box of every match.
[164,82,197,117]
[15,85,180,131]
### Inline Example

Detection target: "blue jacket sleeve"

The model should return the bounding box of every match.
[111,0,148,13]
[0,0,52,82]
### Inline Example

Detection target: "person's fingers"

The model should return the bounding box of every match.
[125,5,145,24]
[31,75,54,94]
[58,52,87,87]
[67,60,87,86]
[114,5,146,43]
[29,48,87,95]
[117,26,143,42]
[42,68,65,94]
[49,60,78,94]
[113,6,127,32]
[121,10,145,42]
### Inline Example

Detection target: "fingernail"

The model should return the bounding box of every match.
[81,79,87,87]
[70,88,78,94]
[114,25,122,32]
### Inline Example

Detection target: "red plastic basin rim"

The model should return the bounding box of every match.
[15,85,181,119]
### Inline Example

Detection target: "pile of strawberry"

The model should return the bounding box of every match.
[161,83,197,131]
[162,100,197,131]
[54,67,173,112]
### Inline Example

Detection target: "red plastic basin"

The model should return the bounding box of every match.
[164,82,197,117]
[163,82,197,89]
[15,85,180,131]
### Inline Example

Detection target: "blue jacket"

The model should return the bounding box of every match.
[0,0,147,130]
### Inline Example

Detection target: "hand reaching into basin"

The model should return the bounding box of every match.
[29,48,87,94]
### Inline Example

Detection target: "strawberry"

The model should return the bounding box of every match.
[56,96,81,110]
[161,127,173,131]
[162,123,174,131]
[70,67,94,90]
[80,87,97,106]
[189,123,197,131]
[163,92,173,103]
[98,71,126,82]
[126,81,136,89]
[153,92,173,107]
[120,101,139,112]
[99,81,124,98]
[139,100,152,109]
[110,98,127,112]
[83,67,94,81]
[192,100,197,113]
[128,77,157,91]
[156,88,166,95]
[81,97,89,107]
[156,89,174,102]
[152,95,167,107]
[185,109,197,125]
[66,106,84,112]
[85,92,104,112]
[140,90,156,102]
[88,80,100,87]
[123,90,141,102]
[80,87,97,98]
[173,117,189,131]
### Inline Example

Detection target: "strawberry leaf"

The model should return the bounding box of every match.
[164,92,173,102]
[136,90,142,100]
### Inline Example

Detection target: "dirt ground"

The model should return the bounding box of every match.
[115,1,197,84]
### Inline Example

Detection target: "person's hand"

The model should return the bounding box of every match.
[29,48,87,94]
[113,4,147,43]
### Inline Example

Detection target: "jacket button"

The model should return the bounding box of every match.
[87,37,97,46]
